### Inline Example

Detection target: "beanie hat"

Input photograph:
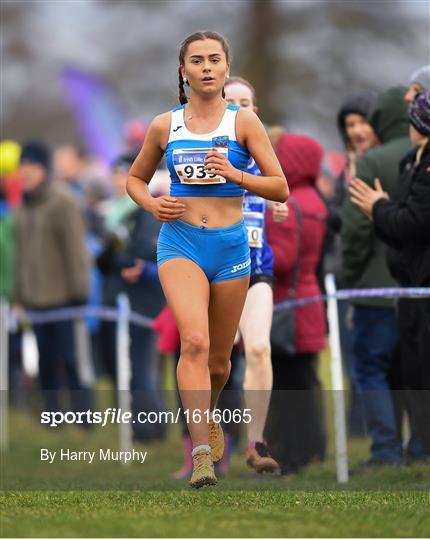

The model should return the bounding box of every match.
[337,91,377,146]
[20,141,51,170]
[409,65,430,92]
[276,134,324,188]
[408,90,430,137]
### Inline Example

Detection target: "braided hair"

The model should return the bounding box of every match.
[178,31,231,105]
[178,67,188,105]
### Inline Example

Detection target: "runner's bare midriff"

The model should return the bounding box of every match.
[177,196,243,228]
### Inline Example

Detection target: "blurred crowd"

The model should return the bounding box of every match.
[1,65,429,477]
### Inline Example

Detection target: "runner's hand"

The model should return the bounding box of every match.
[272,202,288,223]
[149,196,186,222]
[204,148,241,183]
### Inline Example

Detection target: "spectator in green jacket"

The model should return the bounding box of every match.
[341,87,411,466]
[14,141,92,415]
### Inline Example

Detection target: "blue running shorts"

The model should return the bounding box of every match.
[157,219,251,283]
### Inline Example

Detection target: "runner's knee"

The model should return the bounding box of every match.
[209,355,231,377]
[181,332,210,358]
[246,340,271,364]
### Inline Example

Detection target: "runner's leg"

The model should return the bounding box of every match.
[208,276,250,410]
[158,258,210,447]
[239,281,273,442]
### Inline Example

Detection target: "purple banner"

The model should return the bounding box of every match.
[60,66,126,164]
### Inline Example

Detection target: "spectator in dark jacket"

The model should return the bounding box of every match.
[333,92,379,217]
[14,141,91,414]
[325,92,378,436]
[265,134,328,474]
[97,153,166,441]
[341,87,411,466]
[349,91,430,458]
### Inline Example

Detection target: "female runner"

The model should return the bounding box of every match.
[224,77,288,473]
[127,31,288,488]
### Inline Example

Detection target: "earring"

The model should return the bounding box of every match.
[227,74,230,79]
[183,77,187,84]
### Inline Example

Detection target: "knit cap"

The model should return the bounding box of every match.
[337,91,377,145]
[409,65,430,92]
[409,90,430,137]
[20,141,51,170]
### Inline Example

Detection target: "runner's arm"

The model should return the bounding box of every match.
[204,109,288,203]
[239,109,289,203]
[127,113,186,222]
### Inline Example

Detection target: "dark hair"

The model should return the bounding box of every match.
[224,76,257,106]
[178,31,231,105]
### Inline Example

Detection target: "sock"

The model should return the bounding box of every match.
[248,440,264,450]
[192,444,211,456]
[208,410,220,423]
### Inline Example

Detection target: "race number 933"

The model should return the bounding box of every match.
[173,147,228,184]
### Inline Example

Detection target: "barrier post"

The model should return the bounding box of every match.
[0,299,10,451]
[74,318,96,387]
[325,274,349,483]
[116,294,132,463]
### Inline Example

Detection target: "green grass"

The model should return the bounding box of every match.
[2,490,429,538]
[1,353,430,537]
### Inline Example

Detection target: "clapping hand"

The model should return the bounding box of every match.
[349,177,389,220]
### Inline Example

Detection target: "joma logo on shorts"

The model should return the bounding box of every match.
[231,259,251,273]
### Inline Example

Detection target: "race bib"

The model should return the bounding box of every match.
[244,211,264,248]
[173,147,228,185]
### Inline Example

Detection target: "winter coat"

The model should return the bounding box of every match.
[341,86,411,306]
[373,140,430,287]
[324,92,377,283]
[13,180,89,308]
[267,134,328,354]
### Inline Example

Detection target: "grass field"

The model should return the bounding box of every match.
[2,490,429,538]
[1,354,430,537]
[2,408,429,538]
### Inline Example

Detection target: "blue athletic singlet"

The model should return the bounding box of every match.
[243,158,274,277]
[165,103,250,197]
[157,104,258,283]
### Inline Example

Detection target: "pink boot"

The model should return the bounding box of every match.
[216,432,231,478]
[172,434,193,479]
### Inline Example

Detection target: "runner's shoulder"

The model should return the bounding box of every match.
[149,111,171,134]
[146,111,172,147]
[236,107,264,141]
[236,106,261,128]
